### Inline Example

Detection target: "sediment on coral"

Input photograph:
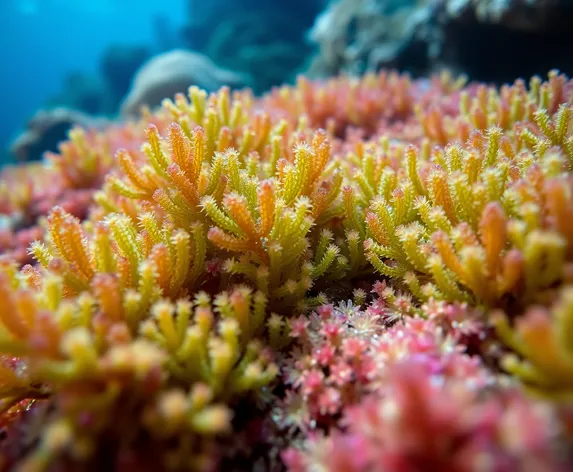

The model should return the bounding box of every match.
[0,69,572,470]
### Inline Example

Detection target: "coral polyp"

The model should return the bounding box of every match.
[1,70,573,470]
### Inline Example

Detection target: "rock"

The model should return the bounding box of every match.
[10,108,108,162]
[120,49,251,118]
[306,0,573,84]
[306,0,433,78]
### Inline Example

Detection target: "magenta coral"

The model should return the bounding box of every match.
[283,361,563,472]
[275,289,491,435]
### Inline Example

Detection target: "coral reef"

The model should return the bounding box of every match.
[0,67,572,471]
[308,0,573,83]
[307,0,433,78]
[284,361,562,472]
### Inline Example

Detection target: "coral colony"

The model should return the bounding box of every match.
[0,70,573,471]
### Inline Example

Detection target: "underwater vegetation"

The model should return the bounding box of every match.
[0,68,573,471]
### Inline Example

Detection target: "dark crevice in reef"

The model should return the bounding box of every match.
[441,13,573,85]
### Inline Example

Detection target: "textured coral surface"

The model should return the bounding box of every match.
[0,70,572,471]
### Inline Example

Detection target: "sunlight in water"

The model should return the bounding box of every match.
[17,0,38,15]
[14,0,150,16]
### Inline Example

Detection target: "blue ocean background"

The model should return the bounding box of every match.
[0,0,186,156]
[2,0,569,166]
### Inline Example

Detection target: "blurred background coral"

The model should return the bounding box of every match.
[2,0,573,165]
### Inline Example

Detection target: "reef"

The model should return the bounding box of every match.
[0,69,573,471]
[308,0,573,83]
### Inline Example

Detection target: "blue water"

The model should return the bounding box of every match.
[0,0,186,154]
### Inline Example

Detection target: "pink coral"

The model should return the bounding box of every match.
[285,361,564,472]
[276,290,492,434]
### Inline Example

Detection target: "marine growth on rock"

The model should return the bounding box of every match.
[0,69,573,471]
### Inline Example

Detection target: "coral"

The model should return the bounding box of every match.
[307,0,433,78]
[307,0,573,84]
[275,290,491,435]
[0,266,276,470]
[0,69,572,469]
[0,124,123,268]
[494,284,573,401]
[262,71,419,137]
[283,360,564,472]
[110,86,347,311]
[358,75,573,309]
